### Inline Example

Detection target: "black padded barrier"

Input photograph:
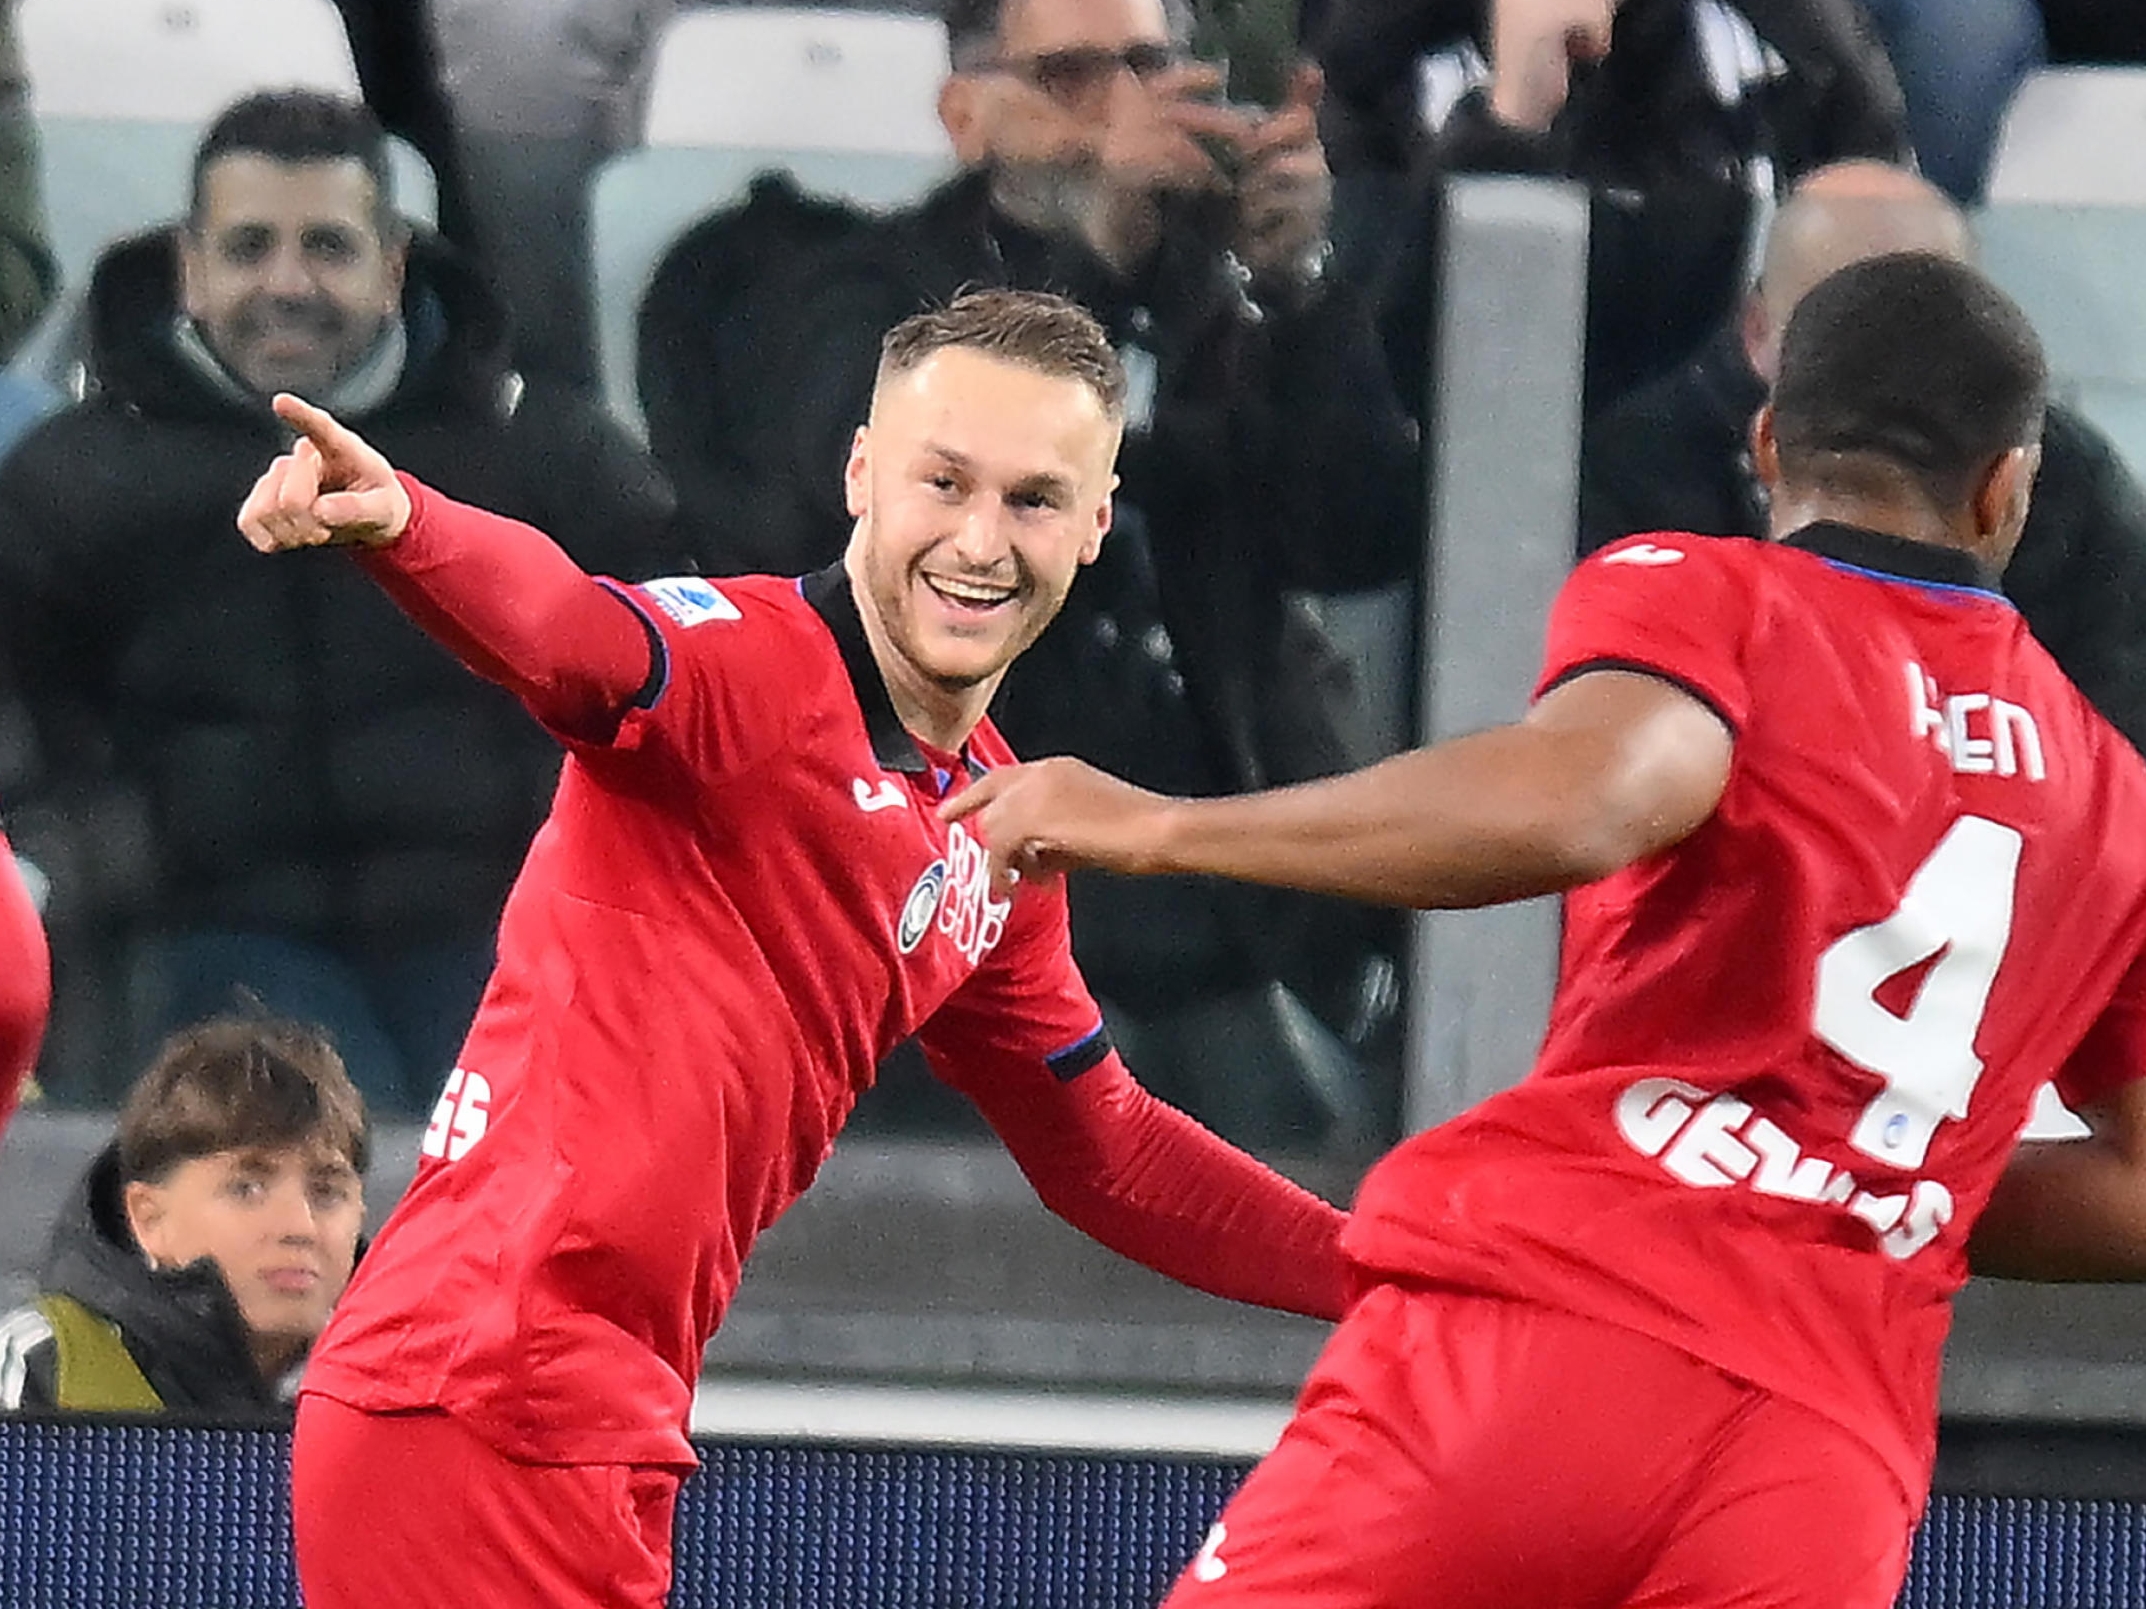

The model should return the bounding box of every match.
[4,1416,2146,1606]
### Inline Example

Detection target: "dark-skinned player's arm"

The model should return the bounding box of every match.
[942,669,1734,908]
[235,394,652,743]
[1972,1069,2146,1281]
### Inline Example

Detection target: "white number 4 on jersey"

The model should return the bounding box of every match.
[1814,815,2021,1171]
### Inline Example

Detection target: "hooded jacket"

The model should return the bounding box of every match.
[0,227,680,954]
[0,1144,291,1413]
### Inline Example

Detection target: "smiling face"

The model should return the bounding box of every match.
[845,344,1119,745]
[178,153,406,398]
[124,1141,364,1379]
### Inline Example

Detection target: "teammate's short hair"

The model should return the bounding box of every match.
[877,287,1128,423]
[189,89,402,242]
[1773,251,2047,510]
[117,1015,370,1185]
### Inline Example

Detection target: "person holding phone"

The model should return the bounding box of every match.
[638,0,1424,1151]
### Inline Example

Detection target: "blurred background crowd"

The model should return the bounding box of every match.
[0,0,2143,1177]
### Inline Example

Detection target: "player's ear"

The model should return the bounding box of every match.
[1081,479,1115,565]
[844,426,871,519]
[1975,441,2040,565]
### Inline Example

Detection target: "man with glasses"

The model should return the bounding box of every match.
[639,0,1423,1152]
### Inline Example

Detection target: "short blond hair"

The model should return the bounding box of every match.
[877,288,1126,421]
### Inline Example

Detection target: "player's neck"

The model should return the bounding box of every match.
[1765,485,1995,571]
[881,665,995,756]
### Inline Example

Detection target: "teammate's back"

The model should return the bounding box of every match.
[1343,523,2146,1501]
[950,251,2146,1609]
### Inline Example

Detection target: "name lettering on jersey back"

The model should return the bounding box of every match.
[1614,1077,1953,1261]
[938,820,1012,966]
[1907,662,2044,782]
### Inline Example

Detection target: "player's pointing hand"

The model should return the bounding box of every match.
[940,756,1178,898]
[237,393,411,553]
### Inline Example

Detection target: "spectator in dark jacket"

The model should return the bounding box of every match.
[0,91,679,1113]
[1581,160,2146,750]
[1328,0,1910,412]
[638,0,1421,1148]
[0,1015,367,1413]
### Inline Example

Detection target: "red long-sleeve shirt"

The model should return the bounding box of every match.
[0,829,48,1139]
[305,480,1347,1466]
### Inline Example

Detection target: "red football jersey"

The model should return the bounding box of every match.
[1345,524,2146,1502]
[0,828,47,1137]
[304,565,1118,1467]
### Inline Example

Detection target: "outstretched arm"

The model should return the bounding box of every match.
[0,829,47,1139]
[945,669,1733,907]
[960,1049,1351,1321]
[236,394,652,741]
[1970,1079,2146,1280]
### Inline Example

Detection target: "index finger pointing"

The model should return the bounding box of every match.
[938,768,1009,824]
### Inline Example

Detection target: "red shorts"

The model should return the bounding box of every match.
[1162,1283,1915,1609]
[291,1393,682,1609]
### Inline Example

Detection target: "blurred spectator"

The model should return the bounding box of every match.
[639,0,1421,1149]
[0,90,679,1115]
[1859,0,2146,206]
[0,823,48,1139]
[1580,160,2146,749]
[0,1014,366,1413]
[0,0,54,362]
[1326,0,1910,412]
[423,0,681,389]
[1857,0,2040,204]
[329,0,478,252]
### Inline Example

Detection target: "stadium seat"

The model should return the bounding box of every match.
[1974,201,2146,476]
[1986,67,2146,206]
[641,7,952,158]
[20,0,359,122]
[590,145,950,439]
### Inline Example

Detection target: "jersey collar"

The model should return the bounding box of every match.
[801,561,932,775]
[1779,521,2001,595]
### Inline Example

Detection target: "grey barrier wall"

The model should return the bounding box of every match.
[1405,176,1589,1131]
[5,1418,2146,1607]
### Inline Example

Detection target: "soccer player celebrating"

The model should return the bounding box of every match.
[950,253,2146,1608]
[237,289,1350,1609]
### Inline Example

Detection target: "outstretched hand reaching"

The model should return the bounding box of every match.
[938,756,1178,901]
[236,393,412,553]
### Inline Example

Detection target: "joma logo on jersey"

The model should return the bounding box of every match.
[421,1067,491,1162]
[1600,541,1685,567]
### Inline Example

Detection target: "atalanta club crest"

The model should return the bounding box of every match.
[898,860,947,954]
